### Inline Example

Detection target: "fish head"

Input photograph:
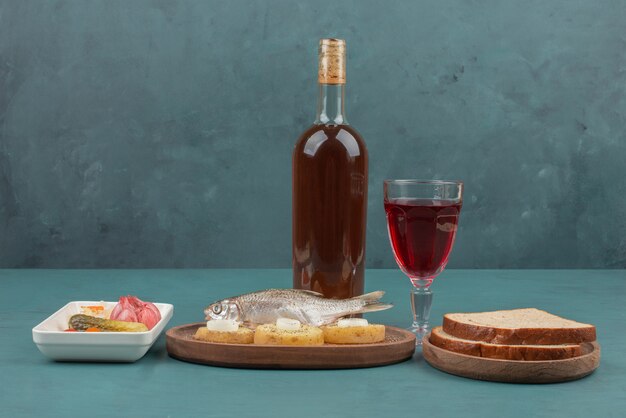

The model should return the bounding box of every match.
[204,299,241,322]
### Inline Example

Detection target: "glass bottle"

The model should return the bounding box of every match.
[292,39,368,299]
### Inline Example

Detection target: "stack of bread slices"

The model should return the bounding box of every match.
[430,308,596,361]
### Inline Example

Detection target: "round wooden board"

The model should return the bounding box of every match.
[422,333,600,383]
[166,323,416,369]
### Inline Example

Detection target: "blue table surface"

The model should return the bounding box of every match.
[1,269,625,418]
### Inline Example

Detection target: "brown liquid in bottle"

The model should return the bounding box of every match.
[292,124,368,298]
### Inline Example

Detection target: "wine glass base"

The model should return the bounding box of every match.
[408,324,429,346]
[408,286,433,346]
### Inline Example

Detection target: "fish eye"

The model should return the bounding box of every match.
[212,305,222,314]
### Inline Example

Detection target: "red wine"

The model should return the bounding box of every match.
[384,198,461,283]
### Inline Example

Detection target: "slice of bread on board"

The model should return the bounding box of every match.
[430,326,582,360]
[442,308,596,345]
[322,323,385,344]
[193,326,254,344]
[254,324,324,346]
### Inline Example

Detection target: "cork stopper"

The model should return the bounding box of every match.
[318,38,346,85]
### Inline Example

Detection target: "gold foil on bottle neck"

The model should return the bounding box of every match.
[318,38,346,85]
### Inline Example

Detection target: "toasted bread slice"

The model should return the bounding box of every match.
[443,308,596,345]
[193,326,254,344]
[322,324,385,344]
[430,327,582,360]
[254,324,324,346]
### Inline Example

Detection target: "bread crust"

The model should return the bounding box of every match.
[430,327,582,360]
[442,312,596,345]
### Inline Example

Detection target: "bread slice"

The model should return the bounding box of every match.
[443,308,596,345]
[430,327,582,360]
[254,324,324,346]
[193,326,254,344]
[322,324,386,344]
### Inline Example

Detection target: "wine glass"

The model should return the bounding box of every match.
[383,180,463,345]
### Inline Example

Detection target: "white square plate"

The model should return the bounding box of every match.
[32,301,174,362]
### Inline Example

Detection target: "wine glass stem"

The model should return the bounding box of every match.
[410,285,433,345]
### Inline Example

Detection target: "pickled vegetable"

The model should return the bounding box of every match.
[110,296,161,330]
[69,314,148,332]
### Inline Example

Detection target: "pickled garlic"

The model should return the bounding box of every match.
[110,296,161,330]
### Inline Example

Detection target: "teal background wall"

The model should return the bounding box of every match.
[0,0,625,268]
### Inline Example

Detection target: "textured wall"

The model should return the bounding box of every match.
[1,0,625,268]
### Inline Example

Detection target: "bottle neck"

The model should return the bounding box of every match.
[315,84,347,125]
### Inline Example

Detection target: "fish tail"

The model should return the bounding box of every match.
[353,290,385,303]
[352,291,393,313]
[356,303,394,314]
